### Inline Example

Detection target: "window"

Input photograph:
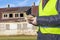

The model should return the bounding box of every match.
[6,24,10,30]
[15,14,19,17]
[4,14,7,17]
[0,24,5,31]
[3,14,8,19]
[23,23,27,30]
[9,14,13,18]
[20,14,24,17]
[17,24,21,30]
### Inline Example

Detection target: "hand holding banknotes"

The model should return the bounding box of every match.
[27,15,37,26]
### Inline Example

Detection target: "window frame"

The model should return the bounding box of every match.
[6,24,10,30]
[2,13,9,19]
[20,13,24,17]
[15,13,19,18]
[9,14,13,18]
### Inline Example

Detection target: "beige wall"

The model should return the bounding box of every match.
[2,12,27,19]
[0,11,37,35]
[0,22,37,35]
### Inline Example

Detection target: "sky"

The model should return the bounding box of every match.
[0,0,40,8]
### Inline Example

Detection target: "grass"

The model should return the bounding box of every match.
[0,35,37,40]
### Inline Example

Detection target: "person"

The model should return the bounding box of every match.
[27,0,60,40]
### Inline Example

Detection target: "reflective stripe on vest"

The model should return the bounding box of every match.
[39,0,60,34]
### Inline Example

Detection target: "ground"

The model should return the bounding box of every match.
[0,35,37,40]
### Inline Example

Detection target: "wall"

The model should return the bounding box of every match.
[0,22,37,35]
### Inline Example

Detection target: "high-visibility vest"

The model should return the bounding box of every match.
[39,0,60,34]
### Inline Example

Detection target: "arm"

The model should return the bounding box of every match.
[37,0,60,26]
[37,14,60,26]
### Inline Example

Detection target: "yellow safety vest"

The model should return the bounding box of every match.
[39,0,60,34]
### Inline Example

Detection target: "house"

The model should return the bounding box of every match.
[0,3,38,35]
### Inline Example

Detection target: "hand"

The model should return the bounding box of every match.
[27,15,37,26]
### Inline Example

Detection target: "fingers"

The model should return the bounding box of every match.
[32,17,37,26]
[27,15,34,21]
[28,20,33,24]
[27,15,34,24]
[27,15,37,26]
[28,20,37,26]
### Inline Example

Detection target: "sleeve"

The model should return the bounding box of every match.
[36,0,60,26]
[37,14,60,26]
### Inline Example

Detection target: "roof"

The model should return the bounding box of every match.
[17,7,31,12]
[0,7,31,12]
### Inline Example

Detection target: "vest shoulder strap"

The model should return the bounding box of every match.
[42,0,49,9]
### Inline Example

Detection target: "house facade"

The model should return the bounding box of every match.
[0,3,38,35]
